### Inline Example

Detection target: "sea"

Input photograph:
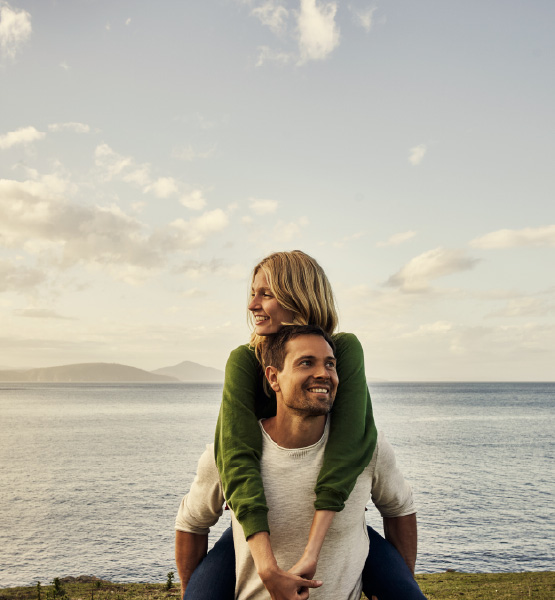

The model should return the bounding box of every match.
[0,382,553,588]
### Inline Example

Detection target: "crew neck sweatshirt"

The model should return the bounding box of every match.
[177,424,414,600]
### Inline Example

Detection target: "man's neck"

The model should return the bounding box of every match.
[262,410,327,449]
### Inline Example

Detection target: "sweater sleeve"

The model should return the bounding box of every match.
[214,344,273,539]
[313,332,378,511]
[175,444,225,534]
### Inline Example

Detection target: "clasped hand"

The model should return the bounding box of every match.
[259,554,321,600]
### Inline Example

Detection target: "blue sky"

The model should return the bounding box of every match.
[1,0,554,380]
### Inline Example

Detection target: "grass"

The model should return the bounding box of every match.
[0,572,553,600]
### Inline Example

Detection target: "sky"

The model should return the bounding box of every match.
[1,0,554,381]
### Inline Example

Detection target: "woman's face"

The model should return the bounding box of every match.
[249,270,295,336]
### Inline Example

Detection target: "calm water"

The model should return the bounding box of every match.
[0,382,553,587]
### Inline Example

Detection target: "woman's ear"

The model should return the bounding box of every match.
[265,365,280,392]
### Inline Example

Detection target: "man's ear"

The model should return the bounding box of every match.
[265,365,280,392]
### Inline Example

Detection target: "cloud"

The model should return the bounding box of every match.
[0,259,46,292]
[0,126,45,149]
[408,144,426,166]
[13,308,74,319]
[333,231,364,248]
[352,6,377,32]
[143,176,179,199]
[250,198,278,214]
[0,1,32,60]
[180,189,207,211]
[251,0,289,34]
[470,225,555,249]
[95,143,133,179]
[256,45,293,67]
[170,209,229,247]
[297,0,340,63]
[386,247,480,292]
[487,297,554,319]
[0,175,165,270]
[273,216,309,241]
[172,144,216,161]
[376,230,416,247]
[48,122,91,134]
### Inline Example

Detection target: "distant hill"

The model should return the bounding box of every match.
[0,363,178,383]
[152,360,224,382]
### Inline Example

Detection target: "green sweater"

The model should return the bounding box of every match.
[214,332,378,539]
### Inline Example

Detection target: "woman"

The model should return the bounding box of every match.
[184,250,425,600]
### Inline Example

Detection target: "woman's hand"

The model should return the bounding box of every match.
[288,552,318,581]
[258,564,322,600]
[248,531,322,600]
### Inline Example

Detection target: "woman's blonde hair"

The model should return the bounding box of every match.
[249,250,338,362]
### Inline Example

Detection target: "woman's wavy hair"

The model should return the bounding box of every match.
[249,250,338,363]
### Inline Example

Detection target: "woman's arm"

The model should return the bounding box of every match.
[214,344,276,539]
[314,332,378,511]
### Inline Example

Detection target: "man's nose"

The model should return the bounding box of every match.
[313,364,331,379]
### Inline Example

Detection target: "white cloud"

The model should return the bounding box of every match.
[408,144,426,166]
[123,165,151,186]
[171,209,229,247]
[180,189,207,211]
[487,297,554,318]
[333,231,364,248]
[172,144,216,161]
[144,176,179,199]
[94,143,133,179]
[125,18,131,26]
[48,122,90,134]
[59,61,70,71]
[0,175,165,270]
[470,225,555,249]
[252,1,289,34]
[352,6,377,32]
[376,230,416,247]
[256,45,293,67]
[0,126,45,149]
[386,247,480,292]
[297,0,340,64]
[400,321,454,338]
[0,1,32,60]
[250,198,278,214]
[273,216,309,241]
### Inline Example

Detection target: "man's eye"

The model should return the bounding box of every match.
[300,360,311,366]
[326,362,336,369]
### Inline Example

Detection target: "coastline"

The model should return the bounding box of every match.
[1,572,554,600]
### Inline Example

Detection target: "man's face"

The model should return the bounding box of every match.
[273,334,338,416]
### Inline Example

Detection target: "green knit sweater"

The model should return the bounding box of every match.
[214,332,378,539]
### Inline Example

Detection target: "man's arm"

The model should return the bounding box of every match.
[383,513,418,575]
[175,530,208,594]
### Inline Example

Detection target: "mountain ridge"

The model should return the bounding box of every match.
[0,361,223,383]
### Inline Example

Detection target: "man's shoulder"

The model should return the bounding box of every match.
[196,443,220,479]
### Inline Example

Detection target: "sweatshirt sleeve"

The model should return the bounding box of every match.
[175,445,225,534]
[314,332,378,511]
[370,432,415,518]
[214,344,272,540]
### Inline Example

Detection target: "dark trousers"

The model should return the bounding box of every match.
[183,526,427,599]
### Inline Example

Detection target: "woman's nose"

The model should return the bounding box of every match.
[248,296,259,310]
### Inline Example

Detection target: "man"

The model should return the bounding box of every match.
[176,325,424,599]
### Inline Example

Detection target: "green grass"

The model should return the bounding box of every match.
[1,572,553,600]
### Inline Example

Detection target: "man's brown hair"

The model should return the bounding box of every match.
[262,325,336,372]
